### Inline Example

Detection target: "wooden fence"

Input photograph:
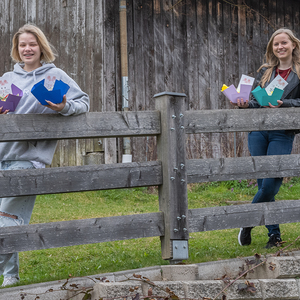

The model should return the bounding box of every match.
[1,92,300,260]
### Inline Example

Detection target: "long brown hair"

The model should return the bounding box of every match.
[258,28,300,87]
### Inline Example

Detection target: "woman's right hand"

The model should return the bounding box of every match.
[230,98,249,108]
[0,107,9,114]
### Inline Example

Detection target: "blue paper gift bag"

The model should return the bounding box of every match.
[31,79,70,105]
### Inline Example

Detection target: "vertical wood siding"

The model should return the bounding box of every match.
[126,0,300,160]
[1,1,300,164]
[0,0,121,166]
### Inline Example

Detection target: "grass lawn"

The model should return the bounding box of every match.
[2,178,300,286]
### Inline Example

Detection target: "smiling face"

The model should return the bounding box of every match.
[18,32,42,71]
[272,33,296,63]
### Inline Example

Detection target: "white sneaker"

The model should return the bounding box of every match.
[1,276,19,287]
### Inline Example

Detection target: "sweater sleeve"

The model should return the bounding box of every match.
[57,72,90,116]
[281,98,300,107]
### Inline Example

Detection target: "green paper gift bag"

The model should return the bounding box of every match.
[251,86,284,106]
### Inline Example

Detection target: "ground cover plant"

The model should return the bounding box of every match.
[2,178,300,287]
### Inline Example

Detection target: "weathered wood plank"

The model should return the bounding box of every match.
[185,107,300,134]
[188,200,300,232]
[153,0,165,94]
[1,0,11,75]
[0,111,160,141]
[91,0,106,164]
[103,0,118,164]
[143,0,156,163]
[0,161,162,197]
[294,0,300,32]
[0,212,164,254]
[172,0,187,94]
[187,154,300,183]
[2,150,299,197]
[63,1,78,168]
[130,0,148,163]
[2,199,300,254]
[195,0,210,159]
[185,0,200,160]
[284,0,293,29]
[155,93,188,259]
[238,0,247,78]
[94,0,104,113]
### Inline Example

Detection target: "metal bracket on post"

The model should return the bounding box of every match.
[172,240,189,261]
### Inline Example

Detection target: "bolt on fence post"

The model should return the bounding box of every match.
[154,92,189,261]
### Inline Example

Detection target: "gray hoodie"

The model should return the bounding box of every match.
[0,63,90,165]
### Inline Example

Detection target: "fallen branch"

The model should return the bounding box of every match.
[212,257,267,300]
[274,235,300,256]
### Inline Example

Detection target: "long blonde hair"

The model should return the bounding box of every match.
[11,24,57,63]
[258,28,300,87]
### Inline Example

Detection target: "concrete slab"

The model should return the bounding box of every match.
[197,257,245,280]
[0,273,115,300]
[141,281,186,298]
[78,282,143,300]
[3,251,300,300]
[161,264,198,281]
[113,265,162,282]
[259,279,299,300]
[184,280,224,299]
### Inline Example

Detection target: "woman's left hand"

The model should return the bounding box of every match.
[265,100,283,108]
[44,95,67,112]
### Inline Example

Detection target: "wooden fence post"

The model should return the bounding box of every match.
[154,92,189,261]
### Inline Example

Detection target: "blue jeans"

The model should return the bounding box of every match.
[248,131,294,237]
[0,161,36,278]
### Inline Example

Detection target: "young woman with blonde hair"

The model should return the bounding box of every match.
[231,28,300,248]
[0,24,89,287]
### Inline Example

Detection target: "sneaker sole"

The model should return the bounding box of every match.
[238,228,251,246]
[238,228,243,246]
[1,277,19,287]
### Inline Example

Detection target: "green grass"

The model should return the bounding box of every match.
[3,179,300,287]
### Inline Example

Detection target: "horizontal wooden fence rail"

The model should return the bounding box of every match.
[1,199,300,254]
[185,107,300,133]
[2,107,300,141]
[188,200,300,233]
[0,111,161,141]
[0,154,299,198]
[187,154,300,183]
[0,212,165,254]
[0,161,162,198]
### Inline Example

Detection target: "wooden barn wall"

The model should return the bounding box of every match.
[126,0,300,161]
[0,0,121,167]
[1,0,300,165]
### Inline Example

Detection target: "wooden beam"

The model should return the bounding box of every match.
[155,92,189,260]
[0,111,161,141]
[188,200,300,232]
[2,108,300,142]
[1,153,299,198]
[185,107,300,133]
[1,199,300,254]
[0,212,164,254]
[186,154,300,183]
[0,161,162,197]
